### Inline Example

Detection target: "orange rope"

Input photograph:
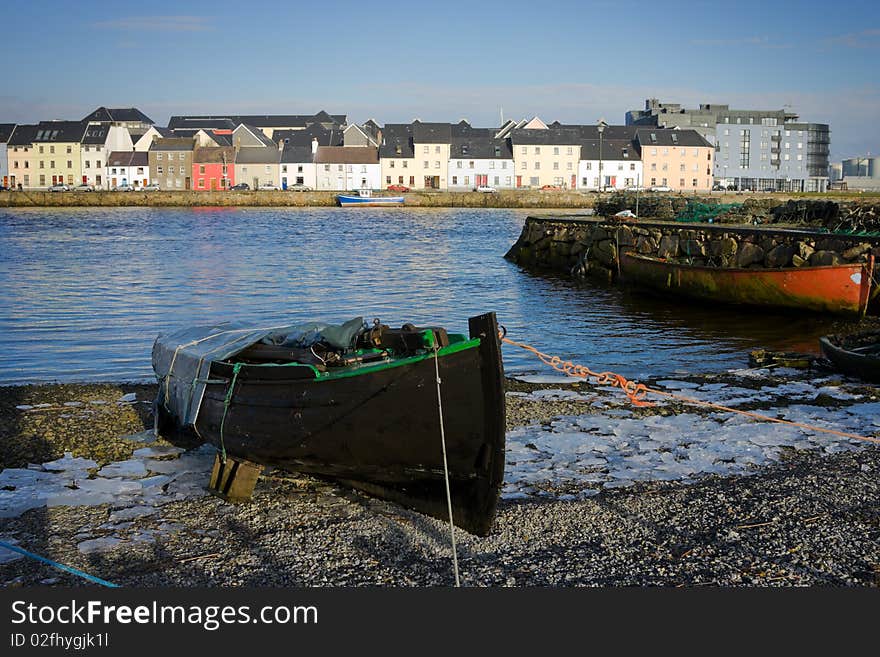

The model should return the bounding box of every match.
[501,335,880,445]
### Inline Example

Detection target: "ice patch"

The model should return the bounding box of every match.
[77,537,123,554]
[118,393,138,403]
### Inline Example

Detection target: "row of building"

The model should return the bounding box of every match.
[0,99,832,193]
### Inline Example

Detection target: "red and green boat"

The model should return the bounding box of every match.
[619,252,875,317]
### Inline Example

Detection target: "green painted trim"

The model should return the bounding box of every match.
[318,338,481,380]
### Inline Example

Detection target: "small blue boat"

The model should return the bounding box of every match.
[337,188,405,207]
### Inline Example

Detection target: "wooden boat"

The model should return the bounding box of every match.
[819,330,880,383]
[152,313,505,536]
[619,252,875,317]
[337,188,404,207]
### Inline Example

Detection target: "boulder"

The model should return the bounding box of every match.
[842,243,871,260]
[791,255,807,267]
[796,241,814,261]
[764,243,795,268]
[658,234,680,259]
[735,242,764,268]
[593,239,618,268]
[682,238,706,257]
[636,236,658,254]
[808,250,842,267]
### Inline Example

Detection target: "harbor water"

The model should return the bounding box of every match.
[0,206,851,385]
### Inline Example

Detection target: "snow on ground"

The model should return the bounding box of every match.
[503,371,878,499]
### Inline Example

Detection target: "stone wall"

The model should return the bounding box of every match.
[0,189,599,209]
[505,215,880,284]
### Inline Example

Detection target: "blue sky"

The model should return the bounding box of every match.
[2,0,878,160]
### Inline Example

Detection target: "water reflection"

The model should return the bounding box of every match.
[0,207,856,384]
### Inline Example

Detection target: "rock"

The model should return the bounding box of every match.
[709,237,738,258]
[842,243,871,260]
[593,239,618,268]
[796,241,814,261]
[765,243,795,268]
[635,236,657,254]
[615,225,635,247]
[808,250,842,266]
[791,255,807,267]
[658,235,680,259]
[735,243,764,268]
[682,238,706,257]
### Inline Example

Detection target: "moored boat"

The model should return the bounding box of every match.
[337,188,405,207]
[152,312,505,535]
[619,252,875,317]
[819,330,880,383]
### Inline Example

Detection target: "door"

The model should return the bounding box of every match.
[185,177,191,190]
[516,175,522,188]
[571,174,576,189]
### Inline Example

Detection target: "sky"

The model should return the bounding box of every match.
[2,0,879,161]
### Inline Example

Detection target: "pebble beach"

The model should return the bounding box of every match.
[1,367,878,587]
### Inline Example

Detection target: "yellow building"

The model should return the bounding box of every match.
[30,121,89,188]
[636,129,714,191]
[509,123,582,189]
[379,121,453,190]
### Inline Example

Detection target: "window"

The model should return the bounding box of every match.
[423,161,429,169]
[158,166,163,174]
[582,177,588,186]
[157,153,163,160]
[434,161,440,169]
[282,165,288,173]
[630,163,635,171]
[265,165,271,174]
[199,165,206,174]
[534,147,540,155]
[111,168,117,175]
[297,166,302,173]
[402,161,407,168]
[468,161,474,169]
[435,146,440,154]
[502,162,507,169]
[692,178,698,187]
[137,167,144,175]
[423,146,429,154]
[386,176,392,184]
[651,148,657,156]
[521,161,527,169]
[521,147,526,154]
[66,145,71,154]
[797,142,803,149]
[680,164,686,172]
[455,161,462,169]
[567,147,573,155]
[680,178,685,187]
[390,160,395,168]
[198,179,205,188]
[651,163,656,171]
[463,176,469,186]
[534,162,540,170]
[489,161,495,169]
[452,176,457,185]
[409,176,414,186]
[85,161,90,169]
[178,166,184,174]
[179,153,185,160]
[361,165,367,173]
[39,174,45,186]
[40,161,44,169]
[586,162,591,170]
[50,161,55,168]
[50,146,55,154]
[553,147,559,155]
[324,164,330,171]
[567,163,572,170]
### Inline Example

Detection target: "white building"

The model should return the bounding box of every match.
[107,151,150,189]
[81,123,132,189]
[447,125,515,190]
[0,124,13,188]
[315,146,380,191]
[280,141,317,189]
[578,138,642,190]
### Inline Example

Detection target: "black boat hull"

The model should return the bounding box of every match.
[819,330,880,384]
[170,313,506,535]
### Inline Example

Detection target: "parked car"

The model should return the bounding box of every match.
[614,209,637,219]
[387,184,410,192]
[142,183,161,191]
[73,183,95,192]
[112,183,134,192]
[258,183,280,191]
[287,183,312,191]
[540,184,562,191]
[230,183,250,191]
[649,185,672,192]
[475,185,497,193]
[624,185,644,192]
[48,183,70,192]
[0,185,8,192]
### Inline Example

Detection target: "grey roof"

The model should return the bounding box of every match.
[108,151,149,167]
[412,121,452,144]
[7,124,39,146]
[83,107,154,124]
[635,128,712,148]
[233,146,280,164]
[32,120,89,143]
[579,139,638,161]
[0,123,15,143]
[149,137,195,152]
[378,123,414,158]
[509,127,583,145]
[274,126,342,147]
[449,124,512,159]
[168,112,345,131]
[280,144,314,163]
[193,146,235,164]
[81,122,112,144]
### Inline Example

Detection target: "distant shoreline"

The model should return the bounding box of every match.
[1,190,874,209]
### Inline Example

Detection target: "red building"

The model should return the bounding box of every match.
[192,146,234,190]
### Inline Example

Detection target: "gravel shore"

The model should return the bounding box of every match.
[1,374,878,587]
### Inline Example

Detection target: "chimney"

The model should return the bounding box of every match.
[311,137,319,155]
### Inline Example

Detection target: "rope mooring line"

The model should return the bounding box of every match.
[0,540,119,588]
[501,334,880,445]
[433,342,461,587]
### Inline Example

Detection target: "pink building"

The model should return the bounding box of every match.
[192,146,234,190]
[636,129,714,191]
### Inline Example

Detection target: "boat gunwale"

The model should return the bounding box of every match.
[620,250,871,275]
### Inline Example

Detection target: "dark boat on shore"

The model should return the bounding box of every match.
[152,312,505,536]
[819,330,880,383]
[619,252,875,317]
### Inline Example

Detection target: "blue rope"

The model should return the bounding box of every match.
[0,540,119,588]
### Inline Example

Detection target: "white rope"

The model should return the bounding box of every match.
[433,342,461,587]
